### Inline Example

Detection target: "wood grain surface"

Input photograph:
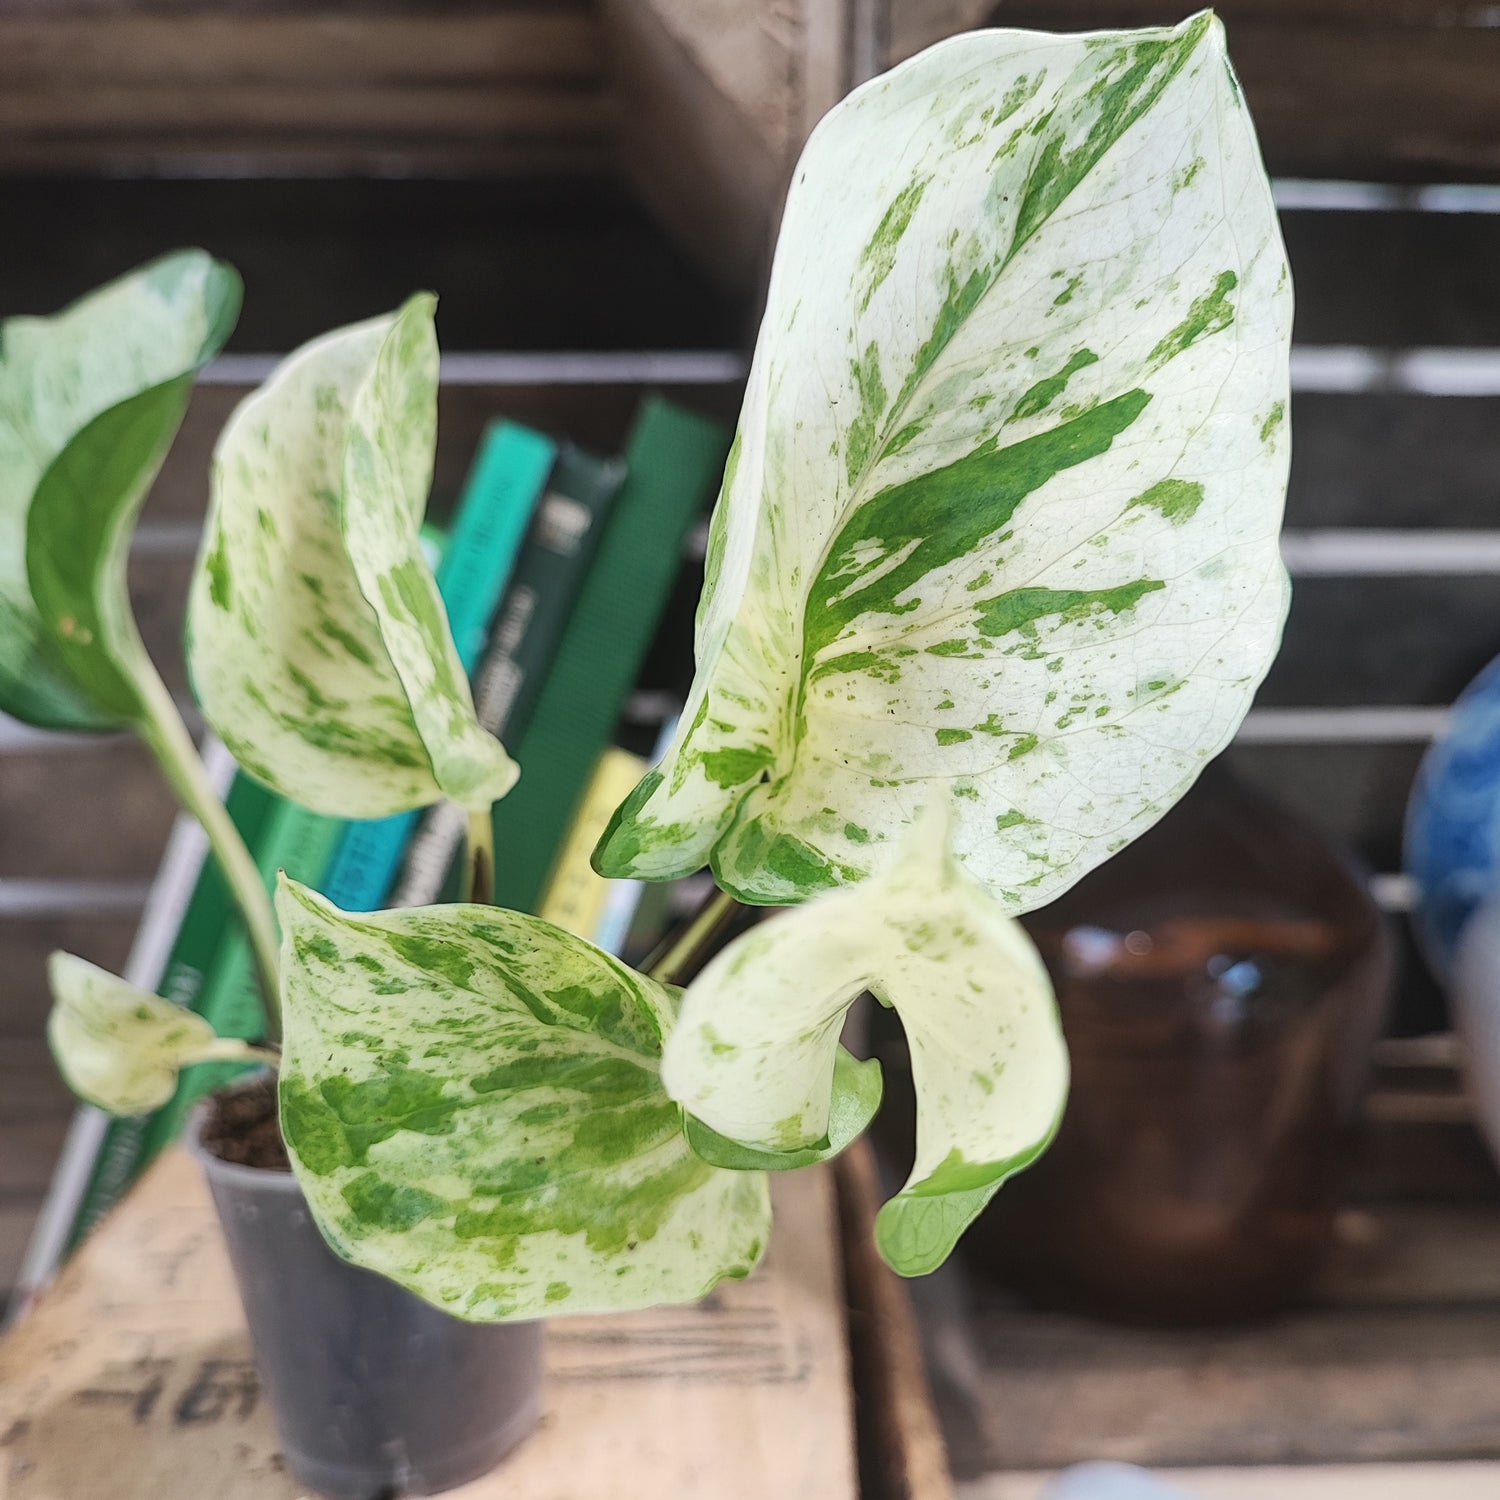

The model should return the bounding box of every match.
[0,1150,859,1499]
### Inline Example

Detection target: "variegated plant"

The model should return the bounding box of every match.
[33,11,1293,1327]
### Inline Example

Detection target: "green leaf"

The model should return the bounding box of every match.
[275,878,771,1320]
[187,296,517,818]
[684,1048,883,1171]
[662,806,1068,1277]
[0,251,240,730]
[47,952,267,1116]
[595,13,1291,912]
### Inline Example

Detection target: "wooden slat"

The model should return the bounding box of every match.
[837,1139,956,1500]
[0,1203,41,1307]
[0,15,602,84]
[0,1151,860,1500]
[0,11,606,174]
[0,919,138,1038]
[906,6,1500,182]
[0,743,174,883]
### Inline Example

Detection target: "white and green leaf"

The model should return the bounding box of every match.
[276,879,771,1321]
[187,295,517,818]
[47,952,270,1116]
[0,251,239,731]
[596,13,1292,911]
[663,806,1067,1277]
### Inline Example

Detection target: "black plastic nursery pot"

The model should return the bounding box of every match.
[187,1077,542,1499]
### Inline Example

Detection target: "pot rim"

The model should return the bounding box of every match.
[184,1066,300,1192]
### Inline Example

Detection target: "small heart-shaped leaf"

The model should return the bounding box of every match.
[48,952,268,1116]
[663,806,1068,1276]
[188,296,516,818]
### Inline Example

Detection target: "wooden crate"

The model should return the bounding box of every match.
[902,1043,1500,1492]
[0,1139,954,1498]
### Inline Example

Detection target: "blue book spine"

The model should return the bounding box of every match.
[321,421,556,912]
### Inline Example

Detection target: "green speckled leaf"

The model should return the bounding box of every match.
[595,13,1292,910]
[276,879,771,1321]
[187,296,516,817]
[0,251,239,730]
[47,952,266,1116]
[663,806,1067,1277]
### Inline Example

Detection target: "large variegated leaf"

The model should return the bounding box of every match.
[187,296,516,818]
[596,13,1292,909]
[0,251,239,730]
[48,953,269,1115]
[276,879,771,1320]
[662,807,1067,1276]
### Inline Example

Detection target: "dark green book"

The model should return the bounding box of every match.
[393,439,625,907]
[488,397,730,916]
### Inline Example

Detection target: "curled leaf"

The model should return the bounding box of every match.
[596,13,1291,910]
[0,251,240,730]
[663,806,1067,1276]
[276,878,771,1321]
[47,952,267,1116]
[187,295,516,817]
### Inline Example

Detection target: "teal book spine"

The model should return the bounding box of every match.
[320,424,554,914]
[489,398,730,916]
[392,440,624,908]
[67,771,275,1247]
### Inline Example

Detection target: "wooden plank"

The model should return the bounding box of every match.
[0,15,602,85]
[837,1139,955,1500]
[897,7,1500,181]
[1225,741,1428,872]
[0,920,138,1038]
[0,1150,859,1500]
[0,1203,42,1309]
[0,742,173,882]
[978,2,1500,26]
[0,85,606,139]
[0,179,749,355]
[1286,396,1500,532]
[906,1101,1500,1478]
[0,1119,70,1200]
[0,1041,75,1126]
[1258,575,1500,709]
[964,1462,1500,1500]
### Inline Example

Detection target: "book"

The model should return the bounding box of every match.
[487,397,731,917]
[535,746,649,941]
[320,424,555,913]
[393,440,625,908]
[134,797,346,1164]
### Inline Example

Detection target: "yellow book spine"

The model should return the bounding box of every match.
[536,746,648,941]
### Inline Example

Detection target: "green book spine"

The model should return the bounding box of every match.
[489,397,730,915]
[67,772,275,1247]
[393,440,624,908]
[134,797,345,1162]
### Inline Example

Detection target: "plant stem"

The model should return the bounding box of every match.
[463,808,495,906]
[131,661,282,1040]
[646,886,744,988]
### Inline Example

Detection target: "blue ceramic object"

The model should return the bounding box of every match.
[1405,655,1500,978]
[1044,1463,1196,1499]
